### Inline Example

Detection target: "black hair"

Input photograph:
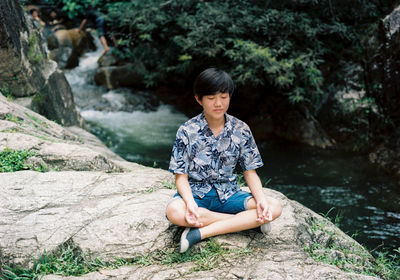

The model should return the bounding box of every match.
[29,9,39,15]
[193,68,234,99]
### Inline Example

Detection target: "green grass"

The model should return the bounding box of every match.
[157,239,252,273]
[1,244,111,280]
[0,148,33,172]
[27,34,44,65]
[304,209,400,280]
[5,114,22,124]
[24,112,48,128]
[0,147,47,173]
[162,181,176,189]
[142,181,176,193]
[28,49,43,65]
[0,87,14,100]
[1,239,252,279]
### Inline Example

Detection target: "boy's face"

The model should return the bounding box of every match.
[195,92,230,121]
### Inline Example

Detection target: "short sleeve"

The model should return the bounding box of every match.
[239,125,263,171]
[168,127,190,174]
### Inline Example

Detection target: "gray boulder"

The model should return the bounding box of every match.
[0,91,380,280]
[1,172,379,280]
[0,93,126,172]
[48,29,96,69]
[0,0,84,127]
[94,62,146,90]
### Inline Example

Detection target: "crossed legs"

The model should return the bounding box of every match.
[166,196,282,242]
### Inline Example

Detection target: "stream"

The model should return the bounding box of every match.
[64,39,400,254]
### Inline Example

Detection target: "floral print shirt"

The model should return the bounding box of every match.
[169,112,263,202]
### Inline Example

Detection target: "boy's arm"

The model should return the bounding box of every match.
[175,173,203,227]
[244,169,272,223]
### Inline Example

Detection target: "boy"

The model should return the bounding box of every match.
[166,68,282,253]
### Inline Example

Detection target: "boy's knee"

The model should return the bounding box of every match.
[166,199,185,224]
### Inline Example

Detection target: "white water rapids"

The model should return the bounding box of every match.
[64,36,188,167]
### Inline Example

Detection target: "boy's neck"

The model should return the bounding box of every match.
[204,112,225,135]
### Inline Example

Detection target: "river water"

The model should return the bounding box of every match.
[64,40,400,254]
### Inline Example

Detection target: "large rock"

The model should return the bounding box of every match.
[0,0,46,97]
[31,62,84,127]
[0,90,380,280]
[94,62,146,90]
[316,62,376,151]
[365,4,400,180]
[48,29,96,69]
[244,93,335,149]
[0,0,83,127]
[0,172,379,280]
[0,93,125,172]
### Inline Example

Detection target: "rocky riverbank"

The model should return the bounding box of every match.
[0,0,397,278]
[0,92,382,280]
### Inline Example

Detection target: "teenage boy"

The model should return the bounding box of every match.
[166,68,282,253]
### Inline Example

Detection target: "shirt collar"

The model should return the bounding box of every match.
[198,111,233,137]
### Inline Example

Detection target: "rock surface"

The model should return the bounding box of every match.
[245,94,335,149]
[366,4,400,180]
[48,29,96,69]
[0,92,380,279]
[1,172,379,280]
[0,0,83,127]
[0,93,126,172]
[94,62,146,90]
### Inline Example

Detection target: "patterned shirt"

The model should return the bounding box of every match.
[169,112,263,202]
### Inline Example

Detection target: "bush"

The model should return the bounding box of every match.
[0,147,47,172]
[44,0,396,112]
[0,148,33,172]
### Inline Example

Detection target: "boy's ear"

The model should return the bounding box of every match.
[194,95,203,106]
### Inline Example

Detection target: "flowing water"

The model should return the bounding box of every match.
[65,39,400,254]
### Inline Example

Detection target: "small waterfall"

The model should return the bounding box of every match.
[64,36,188,168]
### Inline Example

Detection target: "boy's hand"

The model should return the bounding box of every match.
[185,201,203,227]
[256,200,272,223]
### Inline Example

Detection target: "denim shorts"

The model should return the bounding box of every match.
[171,187,253,214]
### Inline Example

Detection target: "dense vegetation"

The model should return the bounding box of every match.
[43,0,396,114]
[0,147,47,172]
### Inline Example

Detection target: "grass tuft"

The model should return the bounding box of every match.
[162,181,176,189]
[304,209,400,280]
[0,147,47,173]
[1,239,252,279]
[0,148,33,172]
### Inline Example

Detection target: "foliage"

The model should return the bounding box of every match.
[0,86,14,100]
[1,239,251,279]
[304,211,400,280]
[43,0,103,19]
[0,147,47,173]
[1,243,110,279]
[27,33,44,64]
[0,148,33,172]
[24,112,48,128]
[157,239,252,272]
[162,181,176,189]
[41,0,395,111]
